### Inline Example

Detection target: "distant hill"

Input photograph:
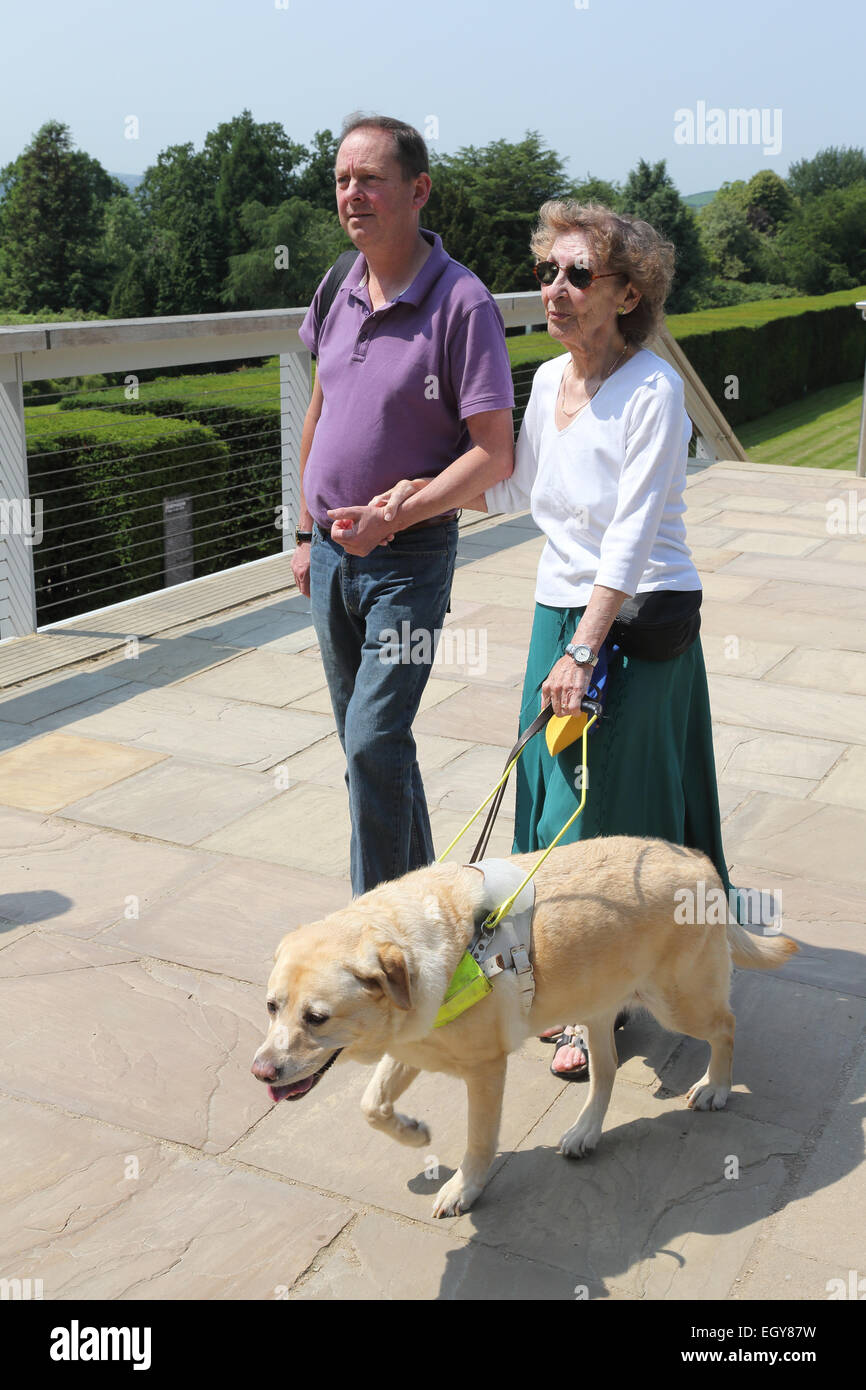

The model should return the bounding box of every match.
[109,171,144,193]
[683,189,717,209]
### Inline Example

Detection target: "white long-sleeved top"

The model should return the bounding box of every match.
[486,347,701,606]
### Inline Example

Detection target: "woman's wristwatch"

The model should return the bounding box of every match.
[565,643,599,668]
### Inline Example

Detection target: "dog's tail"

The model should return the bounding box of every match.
[726,919,798,971]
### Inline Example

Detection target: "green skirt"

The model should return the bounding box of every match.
[513,602,736,902]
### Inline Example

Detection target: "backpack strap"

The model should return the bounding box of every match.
[317,248,360,325]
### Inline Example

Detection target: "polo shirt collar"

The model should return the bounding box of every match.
[349,229,448,309]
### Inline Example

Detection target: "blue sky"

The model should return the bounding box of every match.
[2,0,862,194]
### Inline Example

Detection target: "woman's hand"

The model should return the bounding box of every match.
[369,477,431,524]
[542,655,593,718]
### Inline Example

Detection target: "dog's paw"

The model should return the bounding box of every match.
[393,1113,431,1148]
[686,1078,729,1111]
[557,1120,601,1158]
[431,1170,482,1218]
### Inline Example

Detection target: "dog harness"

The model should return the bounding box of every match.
[433,859,536,1028]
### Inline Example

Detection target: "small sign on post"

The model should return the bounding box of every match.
[163,496,193,587]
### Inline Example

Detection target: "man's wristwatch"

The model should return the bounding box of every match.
[295,529,313,545]
[565,643,599,668]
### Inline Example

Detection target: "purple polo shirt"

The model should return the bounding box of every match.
[298,229,514,526]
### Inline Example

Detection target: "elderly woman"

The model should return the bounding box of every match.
[376,201,740,1081]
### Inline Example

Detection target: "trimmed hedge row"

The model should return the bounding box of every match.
[672,301,866,427]
[509,286,866,430]
[26,409,230,624]
[58,386,283,570]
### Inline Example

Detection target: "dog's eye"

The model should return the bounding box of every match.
[304,1009,329,1027]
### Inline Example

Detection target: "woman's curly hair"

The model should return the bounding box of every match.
[531,200,675,346]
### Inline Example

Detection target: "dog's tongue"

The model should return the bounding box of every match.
[268,1077,315,1103]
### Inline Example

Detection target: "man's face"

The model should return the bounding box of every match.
[335,128,429,250]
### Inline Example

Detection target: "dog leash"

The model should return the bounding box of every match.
[436,697,601,928]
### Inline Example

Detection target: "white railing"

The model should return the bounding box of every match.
[0,291,735,644]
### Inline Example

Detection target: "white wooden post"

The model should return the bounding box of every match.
[279,349,312,550]
[0,354,38,641]
[856,301,866,479]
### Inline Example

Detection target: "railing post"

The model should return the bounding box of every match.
[279,348,312,550]
[0,353,38,641]
[856,301,866,479]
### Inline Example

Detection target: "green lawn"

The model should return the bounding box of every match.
[736,379,864,469]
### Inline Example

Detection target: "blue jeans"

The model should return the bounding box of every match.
[310,520,458,896]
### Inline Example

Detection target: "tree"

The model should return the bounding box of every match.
[619,159,707,312]
[292,130,339,210]
[744,170,794,234]
[698,197,765,280]
[135,142,225,314]
[0,120,126,313]
[210,110,305,259]
[569,175,623,209]
[787,145,866,199]
[425,132,572,291]
[775,183,866,294]
[220,198,349,309]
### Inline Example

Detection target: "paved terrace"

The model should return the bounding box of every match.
[0,458,864,1302]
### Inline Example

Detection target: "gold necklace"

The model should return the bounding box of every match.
[558,344,629,418]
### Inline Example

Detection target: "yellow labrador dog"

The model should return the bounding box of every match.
[251,837,796,1217]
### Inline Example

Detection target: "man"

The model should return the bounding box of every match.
[294,114,514,896]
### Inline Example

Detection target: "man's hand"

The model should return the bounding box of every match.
[291,541,311,596]
[542,655,592,719]
[326,504,397,556]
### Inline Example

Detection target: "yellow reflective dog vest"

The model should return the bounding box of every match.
[433,859,536,1028]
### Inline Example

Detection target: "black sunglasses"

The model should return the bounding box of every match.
[533,260,619,290]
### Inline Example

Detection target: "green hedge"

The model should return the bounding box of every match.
[26,408,230,623]
[58,379,282,568]
[510,286,866,430]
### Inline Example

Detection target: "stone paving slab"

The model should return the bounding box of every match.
[0,732,167,813]
[31,683,334,770]
[100,858,350,984]
[811,746,866,811]
[445,1075,801,1300]
[178,648,328,707]
[290,1210,574,1301]
[744,1044,866,1293]
[93,634,247,687]
[770,647,866,697]
[59,756,284,844]
[658,971,865,1134]
[0,807,209,947]
[197,782,352,876]
[414,684,522,746]
[0,1098,352,1301]
[0,668,131,724]
[0,956,272,1152]
[708,673,866,745]
[722,793,866,888]
[698,596,866,654]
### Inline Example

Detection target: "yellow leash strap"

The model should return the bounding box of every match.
[480,713,596,931]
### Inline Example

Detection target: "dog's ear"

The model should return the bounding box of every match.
[351,942,412,1012]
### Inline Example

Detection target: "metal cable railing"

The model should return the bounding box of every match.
[25,364,285,624]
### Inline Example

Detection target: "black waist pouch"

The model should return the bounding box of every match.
[609,589,702,662]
